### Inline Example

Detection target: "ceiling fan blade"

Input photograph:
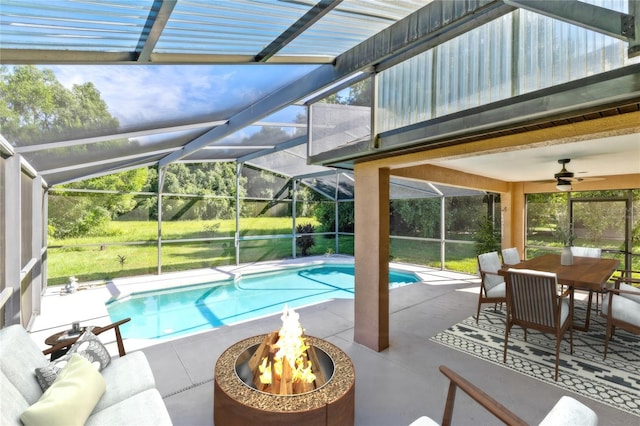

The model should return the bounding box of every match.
[567,176,605,182]
[531,176,605,184]
[549,158,605,184]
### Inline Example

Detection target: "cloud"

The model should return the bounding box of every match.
[46,64,318,127]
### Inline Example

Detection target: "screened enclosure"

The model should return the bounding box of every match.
[1,0,639,329]
[45,165,489,286]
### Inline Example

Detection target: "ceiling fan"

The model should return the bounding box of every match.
[551,159,601,191]
[554,159,577,191]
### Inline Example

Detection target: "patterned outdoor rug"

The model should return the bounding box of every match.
[431,302,640,417]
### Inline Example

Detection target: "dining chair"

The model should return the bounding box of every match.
[570,246,602,258]
[602,276,640,359]
[501,247,521,266]
[476,252,507,323]
[570,246,604,313]
[504,269,574,381]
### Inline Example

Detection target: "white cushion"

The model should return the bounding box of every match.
[602,293,640,327]
[409,416,440,426]
[86,389,172,426]
[0,325,48,405]
[560,298,570,326]
[618,283,640,304]
[538,396,598,426]
[20,354,105,426]
[570,247,601,258]
[478,252,504,291]
[35,329,111,391]
[93,351,156,413]
[502,248,520,265]
[486,282,506,298]
[1,369,29,426]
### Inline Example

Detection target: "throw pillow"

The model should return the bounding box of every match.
[21,353,106,426]
[35,328,111,391]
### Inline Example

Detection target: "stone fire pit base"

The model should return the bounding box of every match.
[214,334,355,426]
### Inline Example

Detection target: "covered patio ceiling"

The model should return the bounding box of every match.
[1,0,639,193]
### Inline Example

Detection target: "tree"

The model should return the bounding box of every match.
[313,200,354,234]
[0,65,118,145]
[320,79,371,106]
[68,169,149,216]
[343,79,371,106]
[1,66,152,238]
[474,216,501,255]
[160,162,242,221]
[391,198,440,238]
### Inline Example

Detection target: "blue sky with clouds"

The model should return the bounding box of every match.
[46,64,318,127]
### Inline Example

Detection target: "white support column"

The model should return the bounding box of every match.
[41,188,48,295]
[235,162,242,265]
[157,166,165,275]
[3,155,21,325]
[30,176,44,317]
[292,179,297,258]
[440,195,446,270]
[334,172,339,253]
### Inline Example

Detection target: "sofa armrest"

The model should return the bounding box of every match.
[438,365,527,426]
[538,396,598,426]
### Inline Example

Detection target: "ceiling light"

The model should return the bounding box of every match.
[556,179,572,191]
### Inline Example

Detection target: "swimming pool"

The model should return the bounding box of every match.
[106,263,419,340]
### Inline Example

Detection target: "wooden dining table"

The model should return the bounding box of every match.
[501,253,619,331]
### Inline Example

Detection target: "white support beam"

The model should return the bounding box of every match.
[159,1,514,168]
[0,134,14,156]
[0,288,13,310]
[50,160,160,186]
[158,65,340,167]
[136,0,177,63]
[15,120,227,153]
[238,135,307,163]
[39,148,177,175]
[255,0,341,62]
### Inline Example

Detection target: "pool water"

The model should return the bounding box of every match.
[107,264,419,340]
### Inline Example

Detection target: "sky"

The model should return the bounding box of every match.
[47,64,318,128]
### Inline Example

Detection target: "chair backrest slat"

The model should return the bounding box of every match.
[507,269,558,328]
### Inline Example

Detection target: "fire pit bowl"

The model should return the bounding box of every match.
[235,342,335,395]
[214,334,355,426]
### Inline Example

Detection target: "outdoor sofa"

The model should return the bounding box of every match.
[0,322,172,426]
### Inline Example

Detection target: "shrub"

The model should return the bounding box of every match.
[313,201,354,234]
[296,223,316,256]
[474,216,500,255]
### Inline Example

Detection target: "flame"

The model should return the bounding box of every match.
[258,305,316,386]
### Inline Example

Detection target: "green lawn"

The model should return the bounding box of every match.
[47,219,638,286]
[47,217,355,285]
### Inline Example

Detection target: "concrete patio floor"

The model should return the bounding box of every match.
[28,259,637,425]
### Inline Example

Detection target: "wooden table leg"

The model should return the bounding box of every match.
[572,290,593,332]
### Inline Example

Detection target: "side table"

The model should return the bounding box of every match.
[44,327,87,360]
